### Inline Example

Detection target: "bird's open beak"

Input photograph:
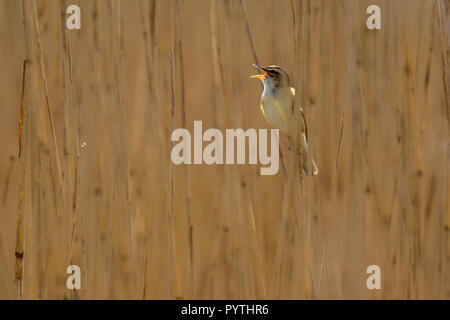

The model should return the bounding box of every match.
[250,64,267,79]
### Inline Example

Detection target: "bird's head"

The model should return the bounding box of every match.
[250,64,291,89]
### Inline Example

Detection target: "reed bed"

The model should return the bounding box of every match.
[0,0,448,299]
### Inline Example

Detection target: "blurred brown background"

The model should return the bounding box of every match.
[0,0,448,299]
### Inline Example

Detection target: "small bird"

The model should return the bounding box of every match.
[251,64,318,176]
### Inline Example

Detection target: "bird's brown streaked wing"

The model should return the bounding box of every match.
[299,108,308,142]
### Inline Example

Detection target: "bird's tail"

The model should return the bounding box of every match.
[298,133,318,176]
[300,150,318,176]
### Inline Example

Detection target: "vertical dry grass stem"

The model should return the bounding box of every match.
[175,0,195,298]
[32,0,65,213]
[168,1,177,298]
[210,0,225,129]
[239,0,259,65]
[333,69,351,191]
[239,0,265,93]
[116,0,135,254]
[435,0,449,122]
[334,2,357,193]
[272,0,305,298]
[209,0,233,298]
[152,0,160,84]
[1,156,15,207]
[435,0,450,229]
[18,58,28,159]
[15,57,29,298]
[139,0,154,117]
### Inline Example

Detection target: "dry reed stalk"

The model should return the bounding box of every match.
[1,156,15,207]
[34,143,43,299]
[0,234,9,292]
[209,0,233,298]
[137,0,153,299]
[111,3,135,292]
[18,58,26,159]
[272,0,299,298]
[271,0,312,298]
[210,0,225,130]
[139,0,154,124]
[282,0,314,298]
[239,0,259,65]
[117,0,134,249]
[388,4,406,220]
[61,0,86,298]
[68,103,84,299]
[142,250,148,299]
[175,0,195,299]
[150,5,172,284]
[143,0,160,298]
[399,16,424,298]
[334,70,350,190]
[245,195,266,298]
[59,11,69,161]
[59,1,72,299]
[235,2,268,296]
[168,1,177,298]
[221,0,265,298]
[297,0,315,298]
[421,8,435,125]
[16,3,33,297]
[224,1,258,297]
[32,0,66,215]
[59,3,71,174]
[152,0,160,77]
[435,0,449,123]
[435,0,450,230]
[269,0,291,175]
[15,57,29,299]
[218,0,253,298]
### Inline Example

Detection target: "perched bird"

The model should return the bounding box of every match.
[251,64,318,175]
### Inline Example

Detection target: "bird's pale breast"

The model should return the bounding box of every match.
[260,87,295,135]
